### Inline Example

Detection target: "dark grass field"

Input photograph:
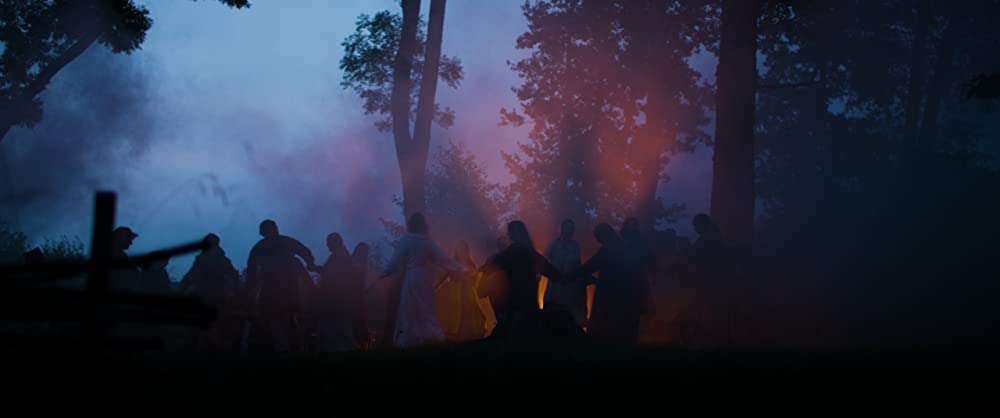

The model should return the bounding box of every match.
[3,340,997,415]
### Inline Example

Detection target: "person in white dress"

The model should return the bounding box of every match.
[380,213,467,348]
[543,219,589,327]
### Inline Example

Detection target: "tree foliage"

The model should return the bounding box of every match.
[501,0,712,240]
[425,140,509,253]
[384,140,508,258]
[747,0,1000,342]
[0,0,249,141]
[340,10,464,132]
[0,222,28,264]
[40,235,85,261]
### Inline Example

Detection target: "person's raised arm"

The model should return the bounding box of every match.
[537,251,562,282]
[575,247,606,281]
[288,237,317,270]
[478,251,505,277]
[432,241,467,274]
[380,241,406,278]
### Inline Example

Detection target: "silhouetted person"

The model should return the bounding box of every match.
[575,223,642,346]
[621,217,656,318]
[181,233,240,351]
[475,236,508,336]
[689,213,730,347]
[665,214,730,347]
[126,255,177,349]
[380,267,403,349]
[246,219,317,352]
[542,219,588,327]
[182,233,239,308]
[350,243,372,349]
[22,248,45,264]
[111,226,137,261]
[478,235,513,323]
[109,226,140,292]
[379,213,466,347]
[480,221,562,340]
[690,214,724,268]
[140,257,173,294]
[315,232,360,351]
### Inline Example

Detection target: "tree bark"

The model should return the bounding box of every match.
[710,0,760,258]
[634,84,666,231]
[903,0,931,142]
[390,0,422,218]
[0,122,12,145]
[918,19,958,147]
[408,0,447,218]
[634,0,669,231]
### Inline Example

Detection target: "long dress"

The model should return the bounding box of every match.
[435,259,488,342]
[480,242,561,339]
[456,265,488,341]
[579,240,643,345]
[382,234,466,348]
[316,246,360,352]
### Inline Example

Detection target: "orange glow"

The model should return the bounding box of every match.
[539,276,594,320]
[586,283,595,320]
[537,276,548,309]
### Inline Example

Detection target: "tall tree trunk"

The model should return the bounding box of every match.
[919,20,958,147]
[710,0,760,259]
[0,122,12,144]
[408,0,447,218]
[390,0,421,217]
[633,0,669,231]
[903,0,931,142]
[635,81,667,231]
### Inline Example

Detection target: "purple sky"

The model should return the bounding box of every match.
[0,0,712,276]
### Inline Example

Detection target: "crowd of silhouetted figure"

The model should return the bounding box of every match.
[10,211,735,353]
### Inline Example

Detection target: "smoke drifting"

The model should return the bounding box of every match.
[1,46,156,241]
[0,1,711,277]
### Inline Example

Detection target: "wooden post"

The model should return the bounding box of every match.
[84,191,116,346]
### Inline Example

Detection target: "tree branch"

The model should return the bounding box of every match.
[25,31,102,105]
[0,30,101,144]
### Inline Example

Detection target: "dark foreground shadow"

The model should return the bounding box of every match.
[2,339,998,415]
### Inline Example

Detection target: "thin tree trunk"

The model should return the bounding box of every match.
[903,0,931,142]
[634,0,668,230]
[919,20,958,147]
[407,0,447,218]
[0,123,12,144]
[400,152,428,219]
[635,91,666,230]
[390,0,421,217]
[710,0,760,259]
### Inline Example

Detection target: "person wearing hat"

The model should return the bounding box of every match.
[109,226,140,292]
[111,227,138,261]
